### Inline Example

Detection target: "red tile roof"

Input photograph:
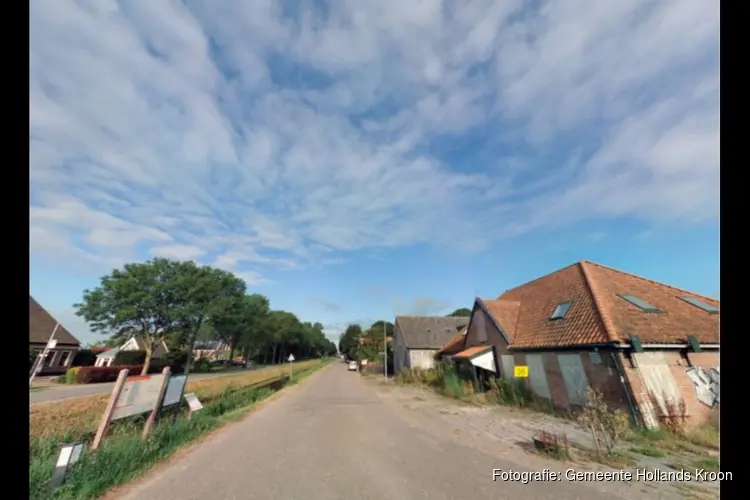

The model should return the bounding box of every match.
[480,261,719,349]
[454,345,492,359]
[436,327,467,356]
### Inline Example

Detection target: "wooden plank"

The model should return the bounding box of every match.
[92,369,129,451]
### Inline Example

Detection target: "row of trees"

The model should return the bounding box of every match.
[76,258,337,375]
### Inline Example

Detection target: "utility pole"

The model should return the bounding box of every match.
[383,321,387,381]
[30,323,60,387]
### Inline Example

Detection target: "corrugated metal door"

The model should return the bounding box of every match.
[526,354,551,399]
[557,354,588,406]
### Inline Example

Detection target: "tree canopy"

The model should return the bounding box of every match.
[447,307,472,317]
[76,257,336,374]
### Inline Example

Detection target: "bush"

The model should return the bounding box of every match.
[192,357,213,373]
[113,350,147,366]
[72,349,98,367]
[66,367,81,384]
[75,364,164,384]
[488,378,532,406]
[161,350,189,374]
[577,386,631,456]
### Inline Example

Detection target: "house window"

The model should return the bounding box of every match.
[618,294,660,312]
[550,301,572,320]
[679,296,719,314]
[46,351,58,367]
[59,351,71,367]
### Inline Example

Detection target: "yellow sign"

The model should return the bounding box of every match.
[514,365,529,378]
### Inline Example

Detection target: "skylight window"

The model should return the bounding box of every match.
[550,301,572,320]
[618,294,660,312]
[680,296,719,314]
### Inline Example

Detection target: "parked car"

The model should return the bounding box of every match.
[348,361,358,371]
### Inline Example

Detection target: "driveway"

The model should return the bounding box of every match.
[30,366,267,405]
[112,364,632,500]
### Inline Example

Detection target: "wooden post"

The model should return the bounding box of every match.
[92,369,129,451]
[142,367,171,440]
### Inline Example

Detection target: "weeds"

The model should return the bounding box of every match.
[692,457,720,472]
[661,397,688,435]
[629,446,666,458]
[577,387,630,456]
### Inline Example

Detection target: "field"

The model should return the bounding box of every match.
[30,360,321,440]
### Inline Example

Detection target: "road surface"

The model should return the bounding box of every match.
[114,364,621,500]
[30,367,267,405]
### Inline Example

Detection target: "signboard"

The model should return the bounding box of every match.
[514,365,529,378]
[184,393,203,412]
[112,374,166,421]
[287,354,295,362]
[162,375,187,407]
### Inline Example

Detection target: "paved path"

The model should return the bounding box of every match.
[30,367,267,405]
[114,364,620,500]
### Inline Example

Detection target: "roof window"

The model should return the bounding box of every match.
[680,296,719,314]
[618,294,659,312]
[550,301,572,320]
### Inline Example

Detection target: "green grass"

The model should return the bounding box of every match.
[30,358,332,500]
[629,446,666,458]
[692,457,720,472]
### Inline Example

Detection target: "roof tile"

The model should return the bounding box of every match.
[396,316,469,349]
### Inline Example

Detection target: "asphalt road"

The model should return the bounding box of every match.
[30,367,267,405]
[115,364,620,500]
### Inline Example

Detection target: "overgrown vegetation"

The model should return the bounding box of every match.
[29,359,331,500]
[577,386,630,457]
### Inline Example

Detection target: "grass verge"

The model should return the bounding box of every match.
[30,361,320,440]
[30,358,333,500]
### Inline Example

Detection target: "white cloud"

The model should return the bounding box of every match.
[30,1,718,278]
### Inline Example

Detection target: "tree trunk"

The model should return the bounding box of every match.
[141,347,153,376]
[271,343,278,365]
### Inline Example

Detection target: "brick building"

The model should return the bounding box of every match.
[449,261,719,429]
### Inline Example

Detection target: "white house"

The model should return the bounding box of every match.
[393,316,469,373]
[94,336,170,367]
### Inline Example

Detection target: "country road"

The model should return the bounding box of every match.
[30,366,269,405]
[113,363,622,500]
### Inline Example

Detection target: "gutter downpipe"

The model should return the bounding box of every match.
[610,351,640,427]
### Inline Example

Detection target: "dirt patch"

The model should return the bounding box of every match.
[369,381,720,500]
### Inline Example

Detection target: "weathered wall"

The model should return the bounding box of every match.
[393,325,410,374]
[409,349,439,370]
[621,350,719,429]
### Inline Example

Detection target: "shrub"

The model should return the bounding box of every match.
[192,357,213,373]
[75,363,164,384]
[54,375,67,384]
[71,349,98,367]
[488,377,532,406]
[577,386,631,456]
[65,367,81,384]
[162,350,189,374]
[113,350,147,366]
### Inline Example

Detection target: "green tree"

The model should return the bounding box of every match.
[212,293,271,360]
[338,324,362,360]
[75,258,245,375]
[447,308,471,317]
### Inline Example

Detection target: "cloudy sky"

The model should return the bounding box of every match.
[30,0,718,346]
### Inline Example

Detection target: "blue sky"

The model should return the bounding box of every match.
[30,1,718,346]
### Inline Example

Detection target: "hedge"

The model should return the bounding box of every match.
[72,349,97,367]
[113,349,147,366]
[75,363,165,384]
